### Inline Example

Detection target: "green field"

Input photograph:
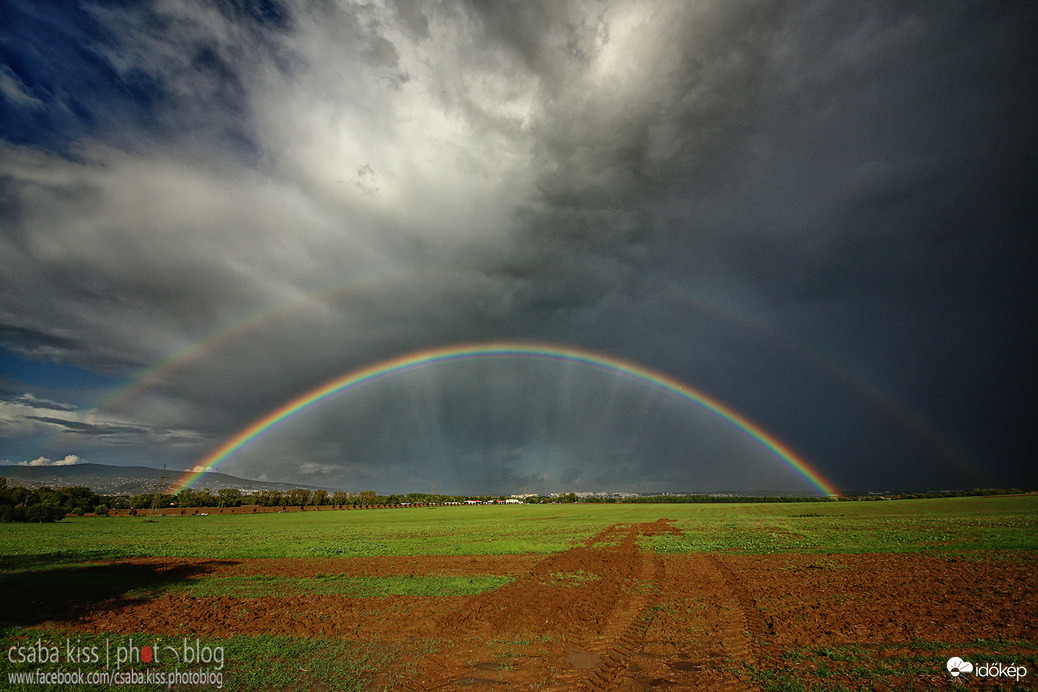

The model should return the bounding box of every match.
[2,495,1036,691]
[2,495,1036,565]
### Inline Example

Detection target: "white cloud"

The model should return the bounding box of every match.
[0,395,205,449]
[19,454,83,467]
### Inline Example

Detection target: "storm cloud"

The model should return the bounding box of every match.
[1,0,1035,493]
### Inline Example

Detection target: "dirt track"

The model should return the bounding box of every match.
[59,520,1037,690]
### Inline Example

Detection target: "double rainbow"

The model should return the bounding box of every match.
[170,342,840,496]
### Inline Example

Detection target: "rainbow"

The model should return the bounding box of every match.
[171,342,840,496]
[92,272,981,489]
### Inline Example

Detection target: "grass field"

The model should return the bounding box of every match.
[4,495,1036,563]
[2,495,1036,690]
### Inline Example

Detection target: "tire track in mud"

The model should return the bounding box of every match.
[551,530,764,691]
[547,537,660,691]
[396,520,678,691]
[589,554,761,692]
[707,555,768,666]
[698,555,763,691]
[394,519,770,691]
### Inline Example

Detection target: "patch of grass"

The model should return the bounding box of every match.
[757,640,1038,691]
[783,648,809,662]
[220,634,399,691]
[0,550,129,572]
[3,498,1036,561]
[0,505,650,560]
[167,574,513,598]
[643,496,1038,554]
[0,628,400,692]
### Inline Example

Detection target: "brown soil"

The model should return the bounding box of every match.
[51,521,1038,690]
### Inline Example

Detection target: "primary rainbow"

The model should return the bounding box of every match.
[171,342,840,496]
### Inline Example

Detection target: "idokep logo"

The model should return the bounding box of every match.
[947,656,1028,682]
[947,657,974,677]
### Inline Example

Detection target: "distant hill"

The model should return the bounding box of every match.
[0,463,331,495]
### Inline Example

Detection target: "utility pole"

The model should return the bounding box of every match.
[150,464,167,512]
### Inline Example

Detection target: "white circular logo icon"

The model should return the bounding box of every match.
[947,657,974,677]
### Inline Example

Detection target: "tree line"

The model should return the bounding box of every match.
[139,489,520,509]
[2,474,1030,522]
[0,477,521,521]
[0,476,107,522]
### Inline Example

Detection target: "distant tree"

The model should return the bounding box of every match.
[9,486,29,506]
[24,504,49,522]
[217,488,242,507]
[36,487,59,503]
[311,489,328,506]
[253,490,282,507]
[60,486,100,514]
[129,493,153,509]
[94,504,109,517]
[26,502,65,523]
[287,488,311,506]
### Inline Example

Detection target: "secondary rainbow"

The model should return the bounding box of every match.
[171,342,840,496]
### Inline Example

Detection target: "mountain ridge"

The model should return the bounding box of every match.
[0,462,332,494]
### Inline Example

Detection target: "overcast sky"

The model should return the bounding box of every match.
[1,0,1035,495]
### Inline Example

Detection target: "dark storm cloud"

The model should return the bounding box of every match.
[0,0,1034,492]
[0,323,86,358]
[25,415,142,436]
[16,413,197,448]
[485,1,1038,492]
